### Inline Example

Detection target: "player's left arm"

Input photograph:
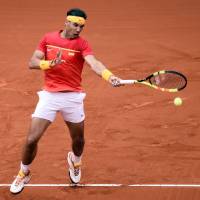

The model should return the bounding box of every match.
[84,55,122,87]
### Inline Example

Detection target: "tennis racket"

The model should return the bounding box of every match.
[120,70,187,92]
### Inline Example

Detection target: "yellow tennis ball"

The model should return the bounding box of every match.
[174,97,182,106]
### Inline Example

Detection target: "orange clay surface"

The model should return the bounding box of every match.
[0,0,200,199]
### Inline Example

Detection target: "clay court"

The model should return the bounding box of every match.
[0,0,200,199]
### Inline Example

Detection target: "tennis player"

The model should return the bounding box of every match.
[10,8,122,194]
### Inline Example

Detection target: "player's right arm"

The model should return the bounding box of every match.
[29,49,64,70]
[29,50,45,70]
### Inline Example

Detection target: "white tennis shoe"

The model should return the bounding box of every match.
[10,169,31,194]
[67,151,81,184]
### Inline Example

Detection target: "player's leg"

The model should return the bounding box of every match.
[10,90,58,194]
[22,117,51,165]
[21,90,57,165]
[60,92,86,183]
[65,120,85,184]
[66,120,85,156]
[10,117,51,194]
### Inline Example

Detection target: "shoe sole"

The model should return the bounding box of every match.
[10,175,31,195]
[11,187,25,195]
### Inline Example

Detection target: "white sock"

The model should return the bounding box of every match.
[20,162,30,174]
[71,152,82,163]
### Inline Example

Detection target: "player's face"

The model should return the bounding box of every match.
[65,21,85,38]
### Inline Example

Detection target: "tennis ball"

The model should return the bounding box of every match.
[174,97,182,106]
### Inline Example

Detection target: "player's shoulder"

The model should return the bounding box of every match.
[77,36,88,42]
[76,36,90,46]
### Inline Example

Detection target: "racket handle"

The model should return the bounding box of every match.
[120,80,136,84]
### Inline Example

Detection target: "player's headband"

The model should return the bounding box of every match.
[66,15,86,25]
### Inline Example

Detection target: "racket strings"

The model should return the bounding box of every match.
[149,73,186,89]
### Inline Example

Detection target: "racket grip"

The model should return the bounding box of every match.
[120,80,136,84]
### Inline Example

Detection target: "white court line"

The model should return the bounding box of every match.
[1,184,200,187]
[129,184,200,187]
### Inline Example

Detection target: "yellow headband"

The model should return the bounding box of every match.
[66,15,86,25]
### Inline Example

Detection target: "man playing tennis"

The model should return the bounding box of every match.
[10,8,122,194]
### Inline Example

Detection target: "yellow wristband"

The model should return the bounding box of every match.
[39,60,51,70]
[102,69,113,81]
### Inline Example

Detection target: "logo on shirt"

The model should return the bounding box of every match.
[68,52,75,56]
[47,48,52,52]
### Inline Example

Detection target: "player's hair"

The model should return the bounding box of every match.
[67,8,87,20]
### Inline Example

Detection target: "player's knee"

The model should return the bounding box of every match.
[26,135,38,147]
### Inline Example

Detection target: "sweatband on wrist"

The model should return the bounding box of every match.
[39,60,51,70]
[102,69,113,81]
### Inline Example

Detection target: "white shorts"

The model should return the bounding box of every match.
[32,90,86,123]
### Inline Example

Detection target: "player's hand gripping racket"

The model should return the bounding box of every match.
[50,49,66,67]
[120,70,187,92]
